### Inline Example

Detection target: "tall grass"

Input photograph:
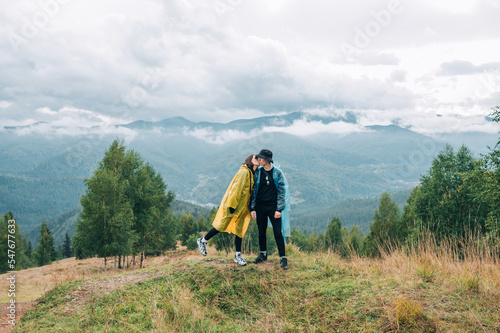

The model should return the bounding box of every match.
[360,231,499,281]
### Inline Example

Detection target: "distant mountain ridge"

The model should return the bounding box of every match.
[119,111,359,132]
[1,111,497,237]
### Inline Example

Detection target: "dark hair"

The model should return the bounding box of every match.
[242,154,255,165]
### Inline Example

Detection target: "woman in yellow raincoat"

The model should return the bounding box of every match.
[197,154,259,266]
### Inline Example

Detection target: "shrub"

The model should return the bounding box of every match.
[186,233,201,251]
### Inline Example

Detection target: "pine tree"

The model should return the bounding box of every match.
[62,232,72,258]
[26,241,33,260]
[326,216,342,250]
[56,246,64,261]
[180,213,195,246]
[34,220,57,266]
[364,192,400,257]
[195,215,206,233]
[17,233,34,269]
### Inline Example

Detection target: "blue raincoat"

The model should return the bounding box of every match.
[249,163,291,241]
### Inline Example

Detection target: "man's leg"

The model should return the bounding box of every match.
[256,207,268,252]
[253,206,269,263]
[268,216,286,257]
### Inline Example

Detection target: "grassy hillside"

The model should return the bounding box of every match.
[5,243,499,332]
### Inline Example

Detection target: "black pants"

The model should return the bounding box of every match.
[256,206,286,257]
[205,228,242,252]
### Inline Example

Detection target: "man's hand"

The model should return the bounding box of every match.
[251,211,256,219]
[274,211,282,219]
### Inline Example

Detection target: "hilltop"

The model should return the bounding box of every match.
[2,243,499,332]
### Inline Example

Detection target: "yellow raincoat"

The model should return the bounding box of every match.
[212,165,254,238]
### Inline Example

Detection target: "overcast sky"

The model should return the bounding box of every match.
[1,0,500,135]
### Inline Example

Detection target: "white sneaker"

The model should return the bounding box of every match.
[234,254,247,266]
[197,238,207,256]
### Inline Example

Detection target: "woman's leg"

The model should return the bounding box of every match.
[233,235,247,266]
[204,228,219,241]
[198,228,220,256]
[234,235,242,253]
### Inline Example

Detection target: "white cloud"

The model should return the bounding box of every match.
[263,119,367,136]
[183,127,249,144]
[302,107,351,118]
[400,112,498,135]
[0,101,12,109]
[36,107,57,115]
[31,106,129,127]
[15,122,138,141]
[11,106,137,140]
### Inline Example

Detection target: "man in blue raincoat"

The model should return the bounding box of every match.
[250,149,291,270]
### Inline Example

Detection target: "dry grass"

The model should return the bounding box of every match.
[350,233,500,293]
[348,234,500,332]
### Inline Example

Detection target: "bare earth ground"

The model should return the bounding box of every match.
[0,244,270,333]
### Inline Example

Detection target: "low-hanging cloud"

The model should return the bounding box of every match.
[12,106,138,140]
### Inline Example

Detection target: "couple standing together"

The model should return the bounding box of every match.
[197,149,291,270]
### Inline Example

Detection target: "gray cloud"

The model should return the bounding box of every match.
[438,60,500,76]
[389,70,407,83]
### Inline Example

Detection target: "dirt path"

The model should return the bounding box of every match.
[0,301,36,333]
